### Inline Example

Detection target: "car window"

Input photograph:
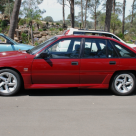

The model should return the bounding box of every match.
[83,39,107,58]
[0,36,7,43]
[107,41,118,58]
[111,41,136,58]
[44,38,81,58]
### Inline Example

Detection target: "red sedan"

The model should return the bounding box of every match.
[0,35,136,96]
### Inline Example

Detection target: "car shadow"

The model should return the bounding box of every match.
[17,88,136,97]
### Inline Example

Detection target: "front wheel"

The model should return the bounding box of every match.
[0,69,21,96]
[111,72,136,96]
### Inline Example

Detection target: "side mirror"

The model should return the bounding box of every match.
[40,52,49,59]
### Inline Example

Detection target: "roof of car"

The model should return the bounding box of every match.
[68,28,115,34]
[56,34,117,40]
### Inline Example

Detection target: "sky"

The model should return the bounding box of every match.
[39,0,133,21]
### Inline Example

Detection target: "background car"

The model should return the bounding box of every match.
[0,35,136,96]
[0,33,33,52]
[63,28,135,47]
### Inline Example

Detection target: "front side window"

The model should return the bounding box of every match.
[0,36,7,44]
[44,38,81,58]
[111,41,136,58]
[83,39,107,58]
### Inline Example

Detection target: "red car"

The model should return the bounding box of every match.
[0,35,136,96]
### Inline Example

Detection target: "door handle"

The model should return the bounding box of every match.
[109,61,116,65]
[71,62,78,65]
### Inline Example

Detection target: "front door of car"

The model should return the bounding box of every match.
[0,36,15,52]
[32,38,82,84]
[80,38,120,85]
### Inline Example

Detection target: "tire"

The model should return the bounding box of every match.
[111,72,136,96]
[0,69,21,96]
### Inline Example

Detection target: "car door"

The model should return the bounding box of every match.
[0,36,15,52]
[32,38,82,84]
[80,38,120,85]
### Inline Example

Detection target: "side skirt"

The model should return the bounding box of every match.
[24,84,109,89]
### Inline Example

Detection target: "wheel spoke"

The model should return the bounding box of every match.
[7,74,12,82]
[0,76,7,81]
[8,83,16,86]
[5,84,9,92]
[125,81,132,86]
[117,83,122,90]
[117,79,123,83]
[122,86,128,92]
[0,82,5,87]
[124,76,127,83]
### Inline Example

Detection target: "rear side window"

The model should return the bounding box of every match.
[83,39,107,58]
[111,41,136,58]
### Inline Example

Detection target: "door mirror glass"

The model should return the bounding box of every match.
[40,52,49,59]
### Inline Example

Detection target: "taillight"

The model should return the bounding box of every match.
[65,30,70,35]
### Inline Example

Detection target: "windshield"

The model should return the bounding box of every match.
[30,36,57,55]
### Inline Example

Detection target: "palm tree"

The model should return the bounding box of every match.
[8,0,21,39]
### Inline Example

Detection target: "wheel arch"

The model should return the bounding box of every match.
[0,67,24,88]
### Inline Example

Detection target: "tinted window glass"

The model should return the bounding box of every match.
[83,39,107,58]
[44,38,81,58]
[111,41,136,58]
[107,41,118,58]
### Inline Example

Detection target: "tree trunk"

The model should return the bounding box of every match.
[104,0,112,32]
[131,0,135,27]
[84,0,88,28]
[94,4,96,30]
[122,0,126,35]
[8,0,21,39]
[63,0,65,28]
[30,22,34,45]
[71,0,74,28]
[113,0,115,13]
[113,0,116,34]
[81,0,84,28]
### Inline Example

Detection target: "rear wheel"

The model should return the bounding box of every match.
[0,69,21,96]
[111,72,136,96]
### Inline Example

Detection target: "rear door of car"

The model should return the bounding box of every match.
[80,38,120,86]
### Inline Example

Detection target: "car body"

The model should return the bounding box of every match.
[0,35,136,96]
[0,33,33,52]
[63,28,135,47]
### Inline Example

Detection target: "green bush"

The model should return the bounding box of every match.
[0,28,2,33]
[1,20,7,28]
[49,28,55,31]
[19,19,26,26]
[59,28,63,31]
[43,28,46,31]
[56,23,60,26]
[116,33,124,40]
[39,28,43,31]
[35,41,39,46]
[21,33,29,44]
